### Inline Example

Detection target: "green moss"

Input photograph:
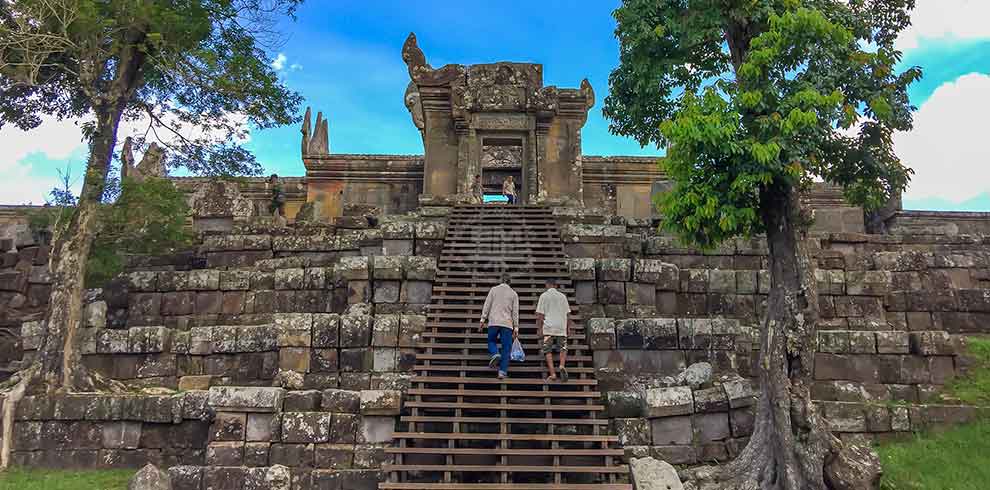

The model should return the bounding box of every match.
[939,337,990,405]
[879,419,990,490]
[0,468,133,490]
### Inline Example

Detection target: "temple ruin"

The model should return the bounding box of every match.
[0,32,989,490]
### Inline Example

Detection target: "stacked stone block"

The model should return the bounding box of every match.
[609,379,758,465]
[19,312,425,392]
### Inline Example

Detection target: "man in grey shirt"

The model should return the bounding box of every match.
[479,273,519,379]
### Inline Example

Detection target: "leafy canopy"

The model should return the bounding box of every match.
[0,0,304,179]
[605,0,920,248]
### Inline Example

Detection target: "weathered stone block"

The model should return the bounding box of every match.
[372,348,397,372]
[212,412,247,441]
[693,387,728,413]
[588,318,615,350]
[359,390,402,416]
[400,281,433,304]
[322,390,361,413]
[848,331,877,354]
[597,258,631,281]
[246,413,277,442]
[722,377,756,408]
[373,281,400,303]
[372,256,405,280]
[876,331,910,354]
[187,270,220,290]
[405,256,437,281]
[371,315,400,347]
[908,331,955,356]
[359,416,394,444]
[331,413,359,444]
[650,415,693,445]
[693,412,731,442]
[644,387,694,418]
[282,412,332,443]
[207,442,245,466]
[336,257,370,281]
[730,408,755,437]
[341,315,373,347]
[315,443,354,470]
[208,387,284,413]
[614,418,651,446]
[339,348,373,372]
[605,391,643,418]
[641,318,677,350]
[101,421,142,449]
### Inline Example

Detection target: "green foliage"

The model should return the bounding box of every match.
[0,467,132,490]
[937,337,990,406]
[878,419,990,490]
[85,177,192,287]
[606,0,920,248]
[0,0,304,178]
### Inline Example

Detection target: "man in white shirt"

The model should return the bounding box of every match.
[536,277,572,382]
[479,273,519,379]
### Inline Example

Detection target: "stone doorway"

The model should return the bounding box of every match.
[481,137,524,204]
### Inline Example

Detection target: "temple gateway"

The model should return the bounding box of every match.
[295,33,678,223]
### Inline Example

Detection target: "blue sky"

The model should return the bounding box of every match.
[2,0,989,211]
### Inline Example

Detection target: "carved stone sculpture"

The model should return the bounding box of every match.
[404,81,425,133]
[300,107,330,157]
[120,137,166,182]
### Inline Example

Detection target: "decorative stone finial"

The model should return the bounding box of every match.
[301,107,312,156]
[581,78,596,109]
[402,32,428,71]
[121,137,166,182]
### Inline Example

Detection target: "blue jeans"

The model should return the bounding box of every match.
[487,325,513,374]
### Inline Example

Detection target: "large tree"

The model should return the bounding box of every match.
[0,0,302,396]
[605,1,919,489]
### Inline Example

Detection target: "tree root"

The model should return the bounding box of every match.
[680,433,881,490]
[0,362,128,469]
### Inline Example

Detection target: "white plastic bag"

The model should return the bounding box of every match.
[510,338,526,362]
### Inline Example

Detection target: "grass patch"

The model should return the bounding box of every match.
[0,467,133,490]
[879,419,990,490]
[938,336,990,405]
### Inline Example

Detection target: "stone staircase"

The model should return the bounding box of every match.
[381,205,631,490]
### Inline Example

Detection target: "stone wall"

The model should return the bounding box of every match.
[8,386,399,489]
[20,311,423,392]
[888,210,990,236]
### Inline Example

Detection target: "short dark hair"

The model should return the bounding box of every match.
[500,273,512,284]
[545,277,558,287]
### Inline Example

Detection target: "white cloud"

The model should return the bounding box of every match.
[271,53,287,71]
[0,115,88,204]
[289,63,303,71]
[0,109,252,205]
[897,0,990,51]
[897,72,990,203]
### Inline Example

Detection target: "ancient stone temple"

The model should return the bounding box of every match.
[3,32,990,490]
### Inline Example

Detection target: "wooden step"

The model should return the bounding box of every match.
[386,446,617,454]
[381,484,631,490]
[383,464,629,474]
[391,432,615,441]
[415,353,592,362]
[403,402,604,412]
[417,342,591,352]
[409,376,595,386]
[419,332,586,341]
[413,365,596,374]
[407,388,600,398]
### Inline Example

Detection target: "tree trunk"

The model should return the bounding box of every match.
[26,36,146,394]
[685,182,880,490]
[36,104,125,393]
